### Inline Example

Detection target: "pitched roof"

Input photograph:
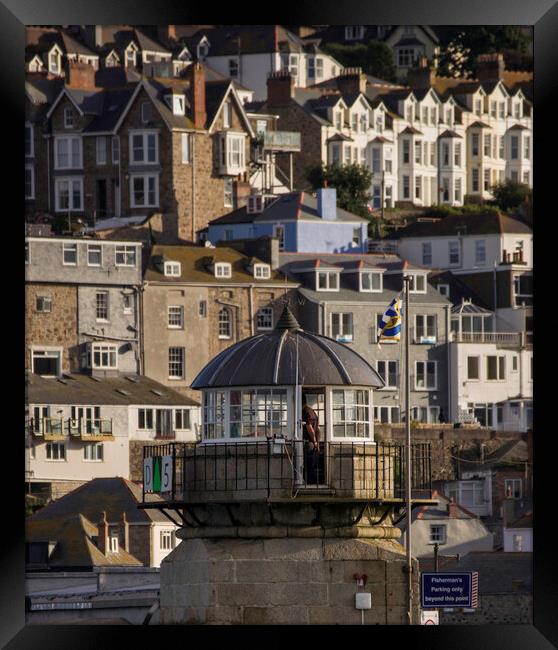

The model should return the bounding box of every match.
[26,372,199,407]
[508,511,532,529]
[385,212,531,239]
[400,126,423,135]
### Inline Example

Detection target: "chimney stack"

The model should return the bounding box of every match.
[97,511,109,555]
[337,67,367,95]
[120,512,130,552]
[476,53,505,83]
[407,57,435,90]
[447,497,459,518]
[65,59,97,90]
[187,62,207,129]
[267,71,295,107]
[316,187,337,220]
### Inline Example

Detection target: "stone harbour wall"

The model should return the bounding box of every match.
[160,536,420,625]
[440,593,532,625]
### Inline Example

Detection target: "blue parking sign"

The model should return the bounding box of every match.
[421,572,479,609]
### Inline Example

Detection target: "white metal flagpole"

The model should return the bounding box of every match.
[404,274,413,625]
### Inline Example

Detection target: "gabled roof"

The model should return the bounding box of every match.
[385,212,531,239]
[468,120,492,129]
[400,126,423,135]
[438,129,462,139]
[451,298,492,315]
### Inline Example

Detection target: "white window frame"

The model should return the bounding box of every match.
[168,347,185,379]
[55,177,84,212]
[164,261,181,277]
[181,133,191,164]
[215,263,232,279]
[415,360,437,390]
[129,130,159,165]
[437,284,450,297]
[359,271,382,293]
[254,264,271,279]
[54,136,82,170]
[429,524,447,544]
[114,245,137,267]
[168,305,184,329]
[475,239,487,266]
[316,271,340,292]
[160,529,176,550]
[331,312,353,343]
[223,100,232,128]
[415,314,437,344]
[377,360,398,389]
[46,442,66,461]
[64,108,74,129]
[467,355,481,381]
[87,244,103,267]
[219,132,246,174]
[31,347,62,377]
[218,308,232,339]
[138,408,154,430]
[486,355,506,381]
[96,137,107,165]
[448,240,460,266]
[330,388,372,440]
[25,164,35,200]
[62,243,78,266]
[130,174,159,208]
[409,273,427,294]
[256,307,274,331]
[83,442,104,462]
[90,342,117,369]
[422,242,432,266]
[95,291,109,322]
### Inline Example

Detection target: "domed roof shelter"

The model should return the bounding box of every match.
[192,306,384,390]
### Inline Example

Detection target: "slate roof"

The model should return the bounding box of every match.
[428,270,492,310]
[385,212,532,239]
[26,372,199,407]
[409,493,480,523]
[144,245,290,284]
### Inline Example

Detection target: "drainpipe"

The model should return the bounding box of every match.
[47,136,51,212]
[248,284,254,336]
[137,282,145,375]
[191,135,196,243]
[445,304,451,422]
[493,261,498,330]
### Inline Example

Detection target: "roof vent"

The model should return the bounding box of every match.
[275,305,300,331]
[125,376,139,383]
[150,389,164,396]
[116,388,130,396]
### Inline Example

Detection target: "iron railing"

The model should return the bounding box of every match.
[141,440,432,503]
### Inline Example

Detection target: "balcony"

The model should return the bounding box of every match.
[69,418,114,441]
[261,131,301,152]
[29,417,66,441]
[453,331,522,346]
[140,440,432,504]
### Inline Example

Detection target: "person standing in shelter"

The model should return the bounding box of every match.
[302,395,321,484]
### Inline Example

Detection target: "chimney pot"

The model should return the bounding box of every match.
[267,71,295,107]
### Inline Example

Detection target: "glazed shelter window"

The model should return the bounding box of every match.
[230,388,288,439]
[202,391,226,439]
[332,389,371,438]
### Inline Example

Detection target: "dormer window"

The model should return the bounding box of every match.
[316,271,339,291]
[360,271,382,292]
[254,264,270,279]
[409,273,427,293]
[48,48,61,74]
[215,263,232,278]
[125,44,137,68]
[166,94,185,116]
[64,108,74,129]
[164,261,181,277]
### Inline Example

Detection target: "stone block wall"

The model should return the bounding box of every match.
[160,536,420,625]
[440,593,532,624]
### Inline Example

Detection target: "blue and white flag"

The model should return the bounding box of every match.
[377,295,403,343]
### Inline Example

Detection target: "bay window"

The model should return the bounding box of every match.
[91,343,117,369]
[219,132,246,174]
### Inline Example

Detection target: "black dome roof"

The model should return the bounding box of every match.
[191,307,384,389]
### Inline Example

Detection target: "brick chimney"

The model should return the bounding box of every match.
[119,511,130,552]
[476,53,505,83]
[447,497,459,518]
[407,57,435,90]
[65,59,97,90]
[97,511,109,555]
[267,71,295,107]
[337,67,367,95]
[187,62,207,129]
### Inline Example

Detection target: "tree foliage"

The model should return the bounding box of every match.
[305,163,372,218]
[490,180,532,212]
[321,41,397,83]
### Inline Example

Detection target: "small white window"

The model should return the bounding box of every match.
[377,360,398,388]
[168,347,185,378]
[168,305,184,328]
[46,442,66,461]
[256,307,273,330]
[91,343,118,369]
[215,263,232,278]
[55,178,83,212]
[409,274,426,293]
[331,313,353,343]
[87,245,102,266]
[218,308,232,339]
[64,108,74,129]
[175,409,191,430]
[254,264,270,279]
[36,296,52,313]
[63,243,78,266]
[115,245,136,267]
[360,272,382,292]
[96,137,107,165]
[109,534,119,553]
[95,291,109,321]
[160,529,176,550]
[181,133,191,164]
[83,443,104,462]
[138,409,154,429]
[130,174,159,208]
[316,271,339,291]
[32,348,62,376]
[429,524,446,544]
[164,262,181,277]
[223,100,232,129]
[437,284,450,297]
[415,361,437,389]
[112,136,120,164]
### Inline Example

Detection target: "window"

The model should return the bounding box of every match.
[223,178,233,208]
[96,137,107,165]
[403,140,410,164]
[483,168,491,192]
[483,133,491,157]
[352,228,361,247]
[331,313,353,343]
[90,343,117,369]
[316,271,339,291]
[199,301,207,317]
[511,135,519,160]
[49,49,61,74]
[130,174,159,207]
[36,296,52,313]
[219,133,246,173]
[377,360,398,388]
[429,525,446,544]
[448,241,460,265]
[87,245,102,266]
[109,533,119,553]
[403,175,410,199]
[55,178,84,212]
[523,171,530,185]
[256,307,273,331]
[467,356,480,380]
[409,274,426,293]
[64,108,74,129]
[332,389,370,438]
[159,262,181,280]
[315,57,323,78]
[25,123,34,157]
[83,443,104,461]
[455,177,462,203]
[168,305,184,329]
[422,242,432,266]
[25,165,35,199]
[254,264,270,279]
[122,294,133,314]
[415,361,437,389]
[130,131,158,164]
[415,314,436,343]
[475,240,486,265]
[141,102,152,124]
[524,136,530,160]
[372,148,381,173]
[360,272,382,292]
[471,133,479,157]
[112,136,120,164]
[181,133,191,164]
[55,136,82,169]
[374,406,400,423]
[414,140,422,164]
[512,355,518,371]
[472,168,479,193]
[398,48,418,67]
[215,263,232,279]
[218,308,232,339]
[514,274,533,305]
[63,243,78,265]
[499,102,505,118]
[228,58,238,78]
[442,177,450,202]
[138,409,154,429]
[96,291,109,321]
[486,355,506,380]
[345,26,364,40]
[32,349,61,376]
[160,529,176,550]
[504,478,522,499]
[46,443,66,461]
[175,409,191,430]
[115,245,136,267]
[223,100,232,128]
[454,142,461,167]
[168,347,185,378]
